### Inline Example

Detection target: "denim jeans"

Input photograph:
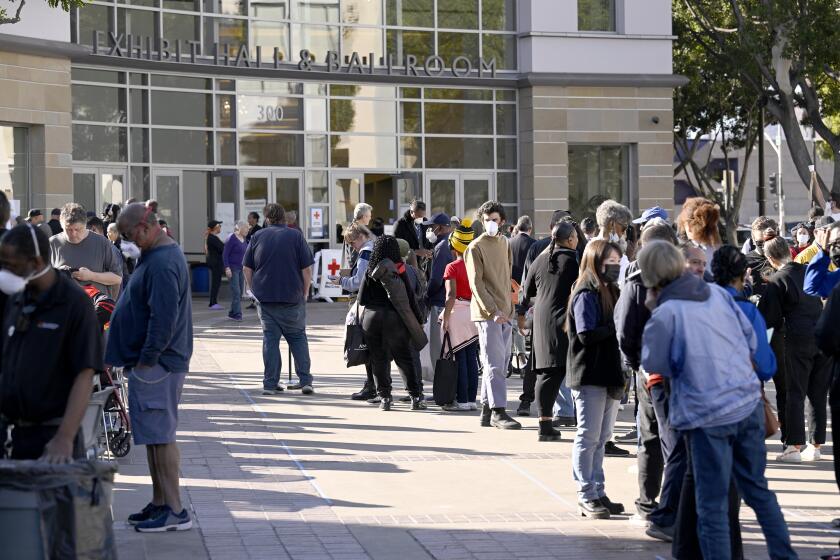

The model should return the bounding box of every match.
[648,382,687,528]
[572,385,620,501]
[553,380,575,418]
[688,403,796,560]
[256,302,312,389]
[477,320,512,408]
[455,341,480,404]
[229,268,244,317]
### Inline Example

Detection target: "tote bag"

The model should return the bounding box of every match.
[432,333,458,406]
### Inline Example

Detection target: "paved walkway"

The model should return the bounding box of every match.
[113,301,839,560]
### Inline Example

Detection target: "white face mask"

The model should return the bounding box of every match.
[796,233,810,245]
[0,224,50,295]
[425,230,438,244]
[484,220,499,237]
[609,232,628,254]
[121,240,141,259]
[414,217,424,225]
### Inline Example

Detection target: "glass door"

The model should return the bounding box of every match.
[242,171,269,221]
[100,169,126,210]
[152,170,182,241]
[425,173,457,218]
[461,173,493,223]
[73,170,97,214]
[273,172,302,229]
[73,167,127,216]
[332,172,362,246]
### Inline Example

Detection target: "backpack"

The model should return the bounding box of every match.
[403,264,429,324]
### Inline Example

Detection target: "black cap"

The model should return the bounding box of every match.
[27,209,42,218]
[208,220,222,228]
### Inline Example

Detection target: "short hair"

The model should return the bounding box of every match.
[580,217,597,234]
[639,222,678,246]
[477,200,506,222]
[638,241,686,289]
[50,208,61,217]
[343,222,372,243]
[1,223,50,261]
[712,245,748,287]
[410,199,426,212]
[248,211,260,221]
[831,191,840,204]
[764,237,791,263]
[234,220,247,230]
[86,216,105,232]
[264,203,286,225]
[0,192,10,225]
[548,210,571,229]
[353,203,373,221]
[286,210,297,224]
[595,200,633,229]
[60,203,87,225]
[515,215,532,232]
[751,215,778,233]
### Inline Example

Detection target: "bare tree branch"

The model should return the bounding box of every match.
[0,0,27,25]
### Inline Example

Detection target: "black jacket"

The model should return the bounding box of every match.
[510,233,536,284]
[521,247,578,370]
[47,219,62,236]
[816,282,840,359]
[517,236,551,315]
[566,287,624,389]
[758,262,823,341]
[613,260,650,371]
[206,234,224,267]
[745,250,775,298]
[394,210,431,251]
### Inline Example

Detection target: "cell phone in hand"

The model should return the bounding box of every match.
[338,268,351,277]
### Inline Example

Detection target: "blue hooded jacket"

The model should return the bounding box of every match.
[641,273,761,431]
[723,286,776,381]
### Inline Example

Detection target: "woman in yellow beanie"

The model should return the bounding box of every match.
[440,219,480,411]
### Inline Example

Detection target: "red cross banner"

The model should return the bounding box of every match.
[317,249,344,299]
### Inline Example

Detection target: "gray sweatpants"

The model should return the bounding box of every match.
[477,320,512,409]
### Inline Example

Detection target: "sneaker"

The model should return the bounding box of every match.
[578,499,610,519]
[468,402,478,411]
[605,441,630,457]
[287,383,303,390]
[490,408,522,430]
[379,397,392,411]
[209,304,224,310]
[598,496,625,515]
[516,400,531,417]
[645,522,674,543]
[800,445,822,461]
[616,429,639,442]
[301,385,314,395]
[411,396,427,410]
[135,506,192,532]
[480,403,492,427]
[367,396,382,404]
[229,314,243,322]
[398,395,412,403]
[128,503,164,525]
[629,513,650,527]
[552,416,577,428]
[261,388,282,395]
[776,446,802,463]
[441,402,471,412]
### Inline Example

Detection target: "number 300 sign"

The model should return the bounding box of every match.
[257,105,284,122]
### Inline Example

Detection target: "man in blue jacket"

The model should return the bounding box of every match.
[424,213,453,374]
[805,222,840,297]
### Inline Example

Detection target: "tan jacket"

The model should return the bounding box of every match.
[465,234,514,322]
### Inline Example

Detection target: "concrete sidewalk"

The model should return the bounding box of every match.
[112,301,839,560]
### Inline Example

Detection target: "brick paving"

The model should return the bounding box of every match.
[112,302,839,559]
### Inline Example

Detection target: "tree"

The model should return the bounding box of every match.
[678,0,840,206]
[0,0,86,26]
[673,4,762,243]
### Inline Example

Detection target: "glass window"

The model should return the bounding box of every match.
[163,13,200,44]
[330,135,396,168]
[131,128,149,162]
[482,0,515,31]
[306,134,328,166]
[400,87,420,99]
[425,137,492,168]
[163,0,199,10]
[72,125,128,162]
[77,5,112,46]
[203,17,248,55]
[291,24,339,61]
[341,0,382,25]
[429,178,456,216]
[399,136,421,169]
[121,0,156,7]
[238,96,303,130]
[386,29,433,61]
[150,74,211,88]
[386,0,432,27]
[438,32,479,65]
[0,127,30,214]
[152,129,213,163]
[496,89,515,102]
[130,166,151,200]
[330,84,395,97]
[497,138,516,169]
[203,0,246,15]
[304,82,328,95]
[117,8,158,39]
[73,85,127,123]
[218,95,235,127]
[463,178,489,220]
[438,0,478,29]
[217,79,235,90]
[578,0,615,32]
[305,98,327,131]
[239,133,304,166]
[482,33,516,70]
[424,103,493,135]
[496,104,516,135]
[307,170,329,202]
[399,102,421,133]
[238,79,303,94]
[251,21,289,62]
[275,177,300,215]
[151,91,213,127]
[329,99,395,134]
[341,27,383,61]
[250,0,288,19]
[425,88,490,101]
[73,172,96,214]
[73,68,123,84]
[217,131,236,164]
[496,172,517,203]
[568,145,628,220]
[130,72,148,85]
[294,0,339,22]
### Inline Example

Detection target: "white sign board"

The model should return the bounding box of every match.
[309,206,325,239]
[215,202,235,240]
[317,249,344,299]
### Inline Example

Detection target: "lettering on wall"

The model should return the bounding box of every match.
[90,32,498,79]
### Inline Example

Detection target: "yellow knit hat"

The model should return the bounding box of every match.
[449,218,475,254]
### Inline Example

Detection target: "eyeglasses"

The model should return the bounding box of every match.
[121,206,155,242]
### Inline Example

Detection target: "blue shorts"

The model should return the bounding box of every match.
[127,365,186,446]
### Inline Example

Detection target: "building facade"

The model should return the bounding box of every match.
[0,0,679,259]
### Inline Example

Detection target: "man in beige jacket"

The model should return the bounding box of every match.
[465,201,521,429]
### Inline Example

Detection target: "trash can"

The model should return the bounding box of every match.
[192,264,209,295]
[0,460,118,560]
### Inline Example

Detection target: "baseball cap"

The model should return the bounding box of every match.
[207,219,222,228]
[423,212,451,226]
[633,206,668,224]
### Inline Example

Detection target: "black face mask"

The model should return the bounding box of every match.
[603,263,621,283]
[830,242,840,268]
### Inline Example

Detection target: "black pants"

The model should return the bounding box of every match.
[770,332,787,443]
[10,425,84,460]
[208,262,223,306]
[636,373,664,517]
[361,306,422,398]
[673,442,743,560]
[535,367,565,418]
[829,361,840,492]
[520,365,536,403]
[784,339,832,446]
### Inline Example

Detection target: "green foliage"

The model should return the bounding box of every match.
[817,115,840,161]
[0,0,86,25]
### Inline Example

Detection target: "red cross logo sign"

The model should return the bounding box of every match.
[314,210,321,220]
[327,259,341,276]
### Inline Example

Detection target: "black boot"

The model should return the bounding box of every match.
[411,396,427,410]
[351,384,375,400]
[480,403,492,427]
[538,420,562,442]
[490,408,521,430]
[578,499,610,519]
[516,400,531,416]
[598,496,625,515]
[379,397,393,411]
